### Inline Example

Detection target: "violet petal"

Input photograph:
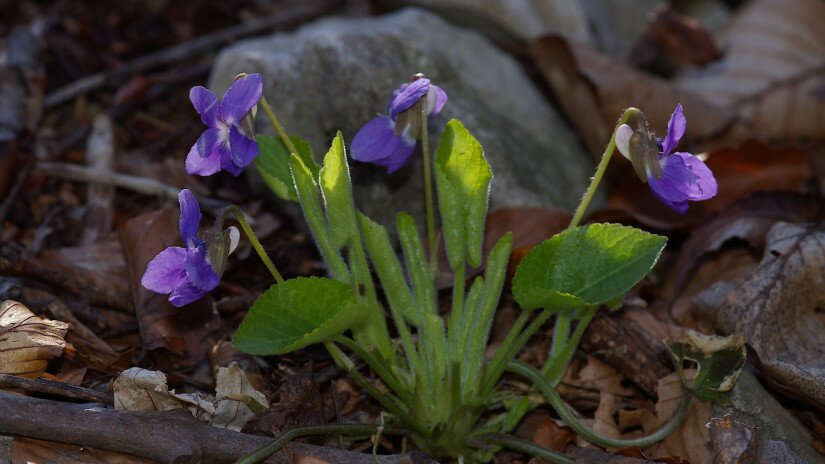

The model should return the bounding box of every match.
[228,125,259,169]
[674,152,717,200]
[195,127,221,159]
[661,104,686,156]
[184,246,221,291]
[185,142,222,176]
[647,153,701,213]
[190,86,219,127]
[219,73,263,125]
[426,84,448,115]
[351,116,416,171]
[169,281,209,307]
[389,78,430,119]
[141,246,187,294]
[178,189,202,247]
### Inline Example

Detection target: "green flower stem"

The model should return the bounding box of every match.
[541,308,596,383]
[324,341,428,437]
[258,96,300,156]
[420,105,438,276]
[235,423,407,464]
[480,308,553,398]
[507,360,692,449]
[224,205,284,284]
[549,311,571,360]
[334,335,414,407]
[568,107,643,229]
[473,433,574,464]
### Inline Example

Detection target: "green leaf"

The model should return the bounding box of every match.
[232,277,367,355]
[290,154,349,281]
[358,212,415,321]
[254,135,316,201]
[320,132,360,249]
[397,212,437,321]
[434,119,492,270]
[512,223,666,311]
[669,331,746,403]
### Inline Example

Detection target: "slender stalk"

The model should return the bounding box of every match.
[258,96,300,156]
[568,107,643,229]
[480,309,553,398]
[224,205,284,284]
[544,308,596,386]
[334,335,414,407]
[549,311,571,360]
[420,104,438,275]
[236,423,407,464]
[474,433,574,464]
[324,342,428,437]
[507,360,692,449]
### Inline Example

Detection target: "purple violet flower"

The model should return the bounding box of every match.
[350,74,447,173]
[186,73,263,177]
[141,189,238,307]
[615,104,717,214]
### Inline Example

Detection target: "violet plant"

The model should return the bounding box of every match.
[142,73,732,464]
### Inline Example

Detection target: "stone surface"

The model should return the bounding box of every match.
[210,8,594,230]
[582,0,662,56]
[0,435,10,464]
[387,0,593,43]
[711,370,825,464]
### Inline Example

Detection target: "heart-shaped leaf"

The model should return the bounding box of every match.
[233,277,367,355]
[512,223,666,311]
[254,135,316,201]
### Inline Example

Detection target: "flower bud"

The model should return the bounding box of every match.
[614,116,662,183]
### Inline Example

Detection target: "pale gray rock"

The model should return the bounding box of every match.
[210,8,594,229]
[386,0,594,43]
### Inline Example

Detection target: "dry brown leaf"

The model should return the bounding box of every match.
[676,0,825,143]
[528,37,610,157]
[112,367,215,418]
[113,362,268,431]
[641,372,711,463]
[529,36,739,150]
[630,5,723,68]
[532,417,575,453]
[567,355,635,398]
[532,0,825,151]
[694,222,825,412]
[669,248,759,327]
[673,191,821,293]
[591,392,623,446]
[213,362,269,431]
[0,300,68,378]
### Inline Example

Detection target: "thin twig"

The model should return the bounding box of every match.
[44,0,343,108]
[0,374,113,404]
[0,393,429,464]
[0,161,33,224]
[32,161,227,213]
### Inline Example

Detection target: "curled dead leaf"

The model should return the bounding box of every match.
[668,331,746,402]
[112,362,268,431]
[532,0,825,151]
[694,222,825,412]
[0,300,67,378]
